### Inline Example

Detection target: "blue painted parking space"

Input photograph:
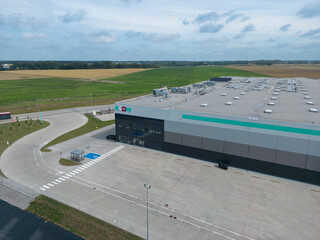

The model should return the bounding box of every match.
[84,153,101,159]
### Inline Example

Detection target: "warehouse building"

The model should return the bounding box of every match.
[115,77,320,185]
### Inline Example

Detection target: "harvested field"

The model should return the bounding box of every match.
[227,64,320,78]
[0,71,47,80]
[2,69,150,80]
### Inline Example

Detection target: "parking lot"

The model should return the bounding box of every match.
[36,124,320,240]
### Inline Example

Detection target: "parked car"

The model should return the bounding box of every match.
[218,162,228,170]
[106,134,116,140]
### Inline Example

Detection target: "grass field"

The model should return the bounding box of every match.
[27,195,142,240]
[228,64,320,78]
[41,114,114,152]
[0,66,267,114]
[0,119,49,176]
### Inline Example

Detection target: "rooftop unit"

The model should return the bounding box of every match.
[304,96,311,99]
[203,80,216,86]
[225,102,233,105]
[171,86,191,94]
[268,102,275,106]
[307,101,314,105]
[193,83,206,88]
[153,87,168,97]
[309,108,318,113]
[200,103,208,107]
[264,109,273,113]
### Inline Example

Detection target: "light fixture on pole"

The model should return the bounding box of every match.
[144,184,151,240]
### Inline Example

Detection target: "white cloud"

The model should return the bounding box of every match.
[0,0,319,60]
[21,32,45,39]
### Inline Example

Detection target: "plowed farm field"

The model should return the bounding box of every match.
[228,64,320,78]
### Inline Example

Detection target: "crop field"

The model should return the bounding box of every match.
[1,69,150,81]
[228,64,320,78]
[0,66,267,114]
[0,71,47,80]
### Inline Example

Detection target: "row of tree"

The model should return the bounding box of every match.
[0,61,157,71]
[1,60,319,71]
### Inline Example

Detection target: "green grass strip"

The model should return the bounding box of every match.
[0,120,50,177]
[182,114,320,136]
[27,195,142,240]
[59,158,81,166]
[41,114,114,152]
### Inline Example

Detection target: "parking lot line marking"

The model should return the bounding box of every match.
[51,181,58,185]
[75,169,82,171]
[47,183,54,187]
[69,172,76,175]
[39,187,46,191]
[58,177,66,181]
[55,179,62,183]
[62,176,69,179]
[66,174,72,177]
[82,166,88,169]
[43,185,50,189]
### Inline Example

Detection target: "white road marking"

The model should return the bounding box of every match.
[51,181,58,185]
[43,185,50,189]
[47,183,54,187]
[69,172,76,175]
[58,178,65,181]
[39,187,46,191]
[55,179,62,183]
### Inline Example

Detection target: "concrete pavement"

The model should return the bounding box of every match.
[1,105,320,240]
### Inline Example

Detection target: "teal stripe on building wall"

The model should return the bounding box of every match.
[182,114,320,136]
[114,106,131,112]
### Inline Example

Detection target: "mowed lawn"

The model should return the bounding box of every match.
[0,66,267,113]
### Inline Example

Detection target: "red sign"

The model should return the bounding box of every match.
[121,106,126,112]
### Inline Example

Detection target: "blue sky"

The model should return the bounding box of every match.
[0,0,320,61]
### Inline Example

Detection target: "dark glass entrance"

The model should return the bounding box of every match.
[115,114,164,151]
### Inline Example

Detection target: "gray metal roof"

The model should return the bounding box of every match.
[117,77,320,124]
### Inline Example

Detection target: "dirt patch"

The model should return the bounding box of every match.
[227,65,320,78]
[2,68,151,80]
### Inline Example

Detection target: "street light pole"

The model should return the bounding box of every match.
[144,184,151,240]
[37,97,43,125]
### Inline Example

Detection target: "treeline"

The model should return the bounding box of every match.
[0,61,157,70]
[1,60,319,71]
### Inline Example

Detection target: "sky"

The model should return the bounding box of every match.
[0,0,320,61]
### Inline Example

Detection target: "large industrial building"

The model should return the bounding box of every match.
[114,77,320,185]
